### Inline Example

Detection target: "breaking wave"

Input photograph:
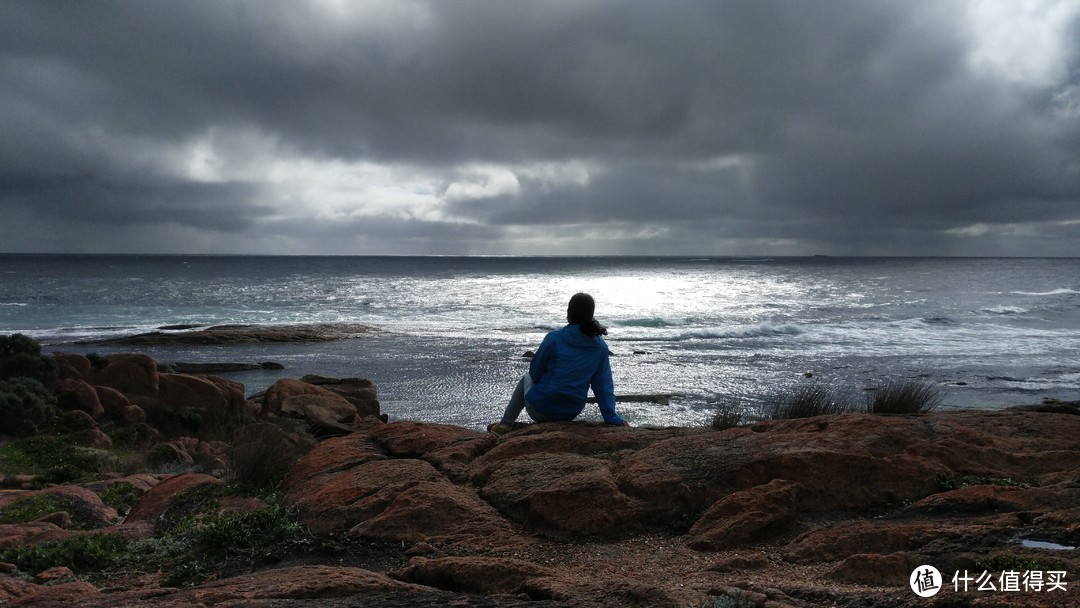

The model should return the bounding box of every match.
[1013,288,1080,296]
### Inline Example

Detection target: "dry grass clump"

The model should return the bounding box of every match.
[864,379,944,414]
[765,383,854,420]
[226,422,305,492]
[714,378,947,424]
[709,403,743,430]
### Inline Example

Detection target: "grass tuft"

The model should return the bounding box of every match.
[227,422,304,493]
[765,383,854,420]
[864,379,944,414]
[709,403,743,430]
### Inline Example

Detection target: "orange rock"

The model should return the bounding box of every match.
[350,480,520,550]
[56,379,103,418]
[6,581,100,607]
[93,385,133,419]
[91,354,159,397]
[125,472,221,525]
[478,452,643,537]
[262,377,352,416]
[392,555,555,594]
[688,479,802,550]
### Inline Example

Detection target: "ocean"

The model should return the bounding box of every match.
[2,254,1078,429]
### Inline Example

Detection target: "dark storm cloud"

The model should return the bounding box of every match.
[1,0,1078,255]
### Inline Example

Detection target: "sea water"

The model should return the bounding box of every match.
[1,255,1077,429]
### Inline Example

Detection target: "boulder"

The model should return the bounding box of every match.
[367,421,496,482]
[616,410,1079,522]
[6,581,101,607]
[157,373,244,428]
[91,354,159,397]
[282,434,388,501]
[0,522,73,549]
[289,458,447,534]
[477,452,644,537]
[185,565,426,605]
[829,551,926,585]
[125,472,221,526]
[119,404,146,426]
[76,428,113,449]
[392,556,555,595]
[94,385,133,419]
[33,566,75,584]
[262,378,353,417]
[300,375,381,418]
[350,480,521,550]
[282,394,356,438]
[0,576,36,604]
[688,479,802,550]
[52,353,92,380]
[36,485,120,529]
[784,519,998,564]
[56,379,103,418]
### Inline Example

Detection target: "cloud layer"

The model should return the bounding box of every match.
[2,0,1078,255]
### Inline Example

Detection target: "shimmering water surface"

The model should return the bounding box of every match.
[2,255,1077,429]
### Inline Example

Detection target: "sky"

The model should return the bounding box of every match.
[1,0,1079,256]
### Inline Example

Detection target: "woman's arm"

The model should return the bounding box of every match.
[529,332,557,384]
[591,350,625,425]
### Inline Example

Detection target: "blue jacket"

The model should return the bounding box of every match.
[526,324,624,425]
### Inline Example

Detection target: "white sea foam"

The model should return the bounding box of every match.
[676,324,802,341]
[1013,288,1080,296]
[981,305,1028,315]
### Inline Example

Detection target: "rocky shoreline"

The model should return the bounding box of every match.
[73,322,379,346]
[0,348,1077,607]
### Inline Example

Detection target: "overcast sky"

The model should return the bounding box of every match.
[2,1,1079,256]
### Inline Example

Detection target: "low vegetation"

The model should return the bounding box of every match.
[864,379,943,414]
[0,436,107,486]
[0,490,308,587]
[710,378,947,428]
[764,382,854,420]
[934,473,1035,491]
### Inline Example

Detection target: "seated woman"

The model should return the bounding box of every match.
[488,292,628,434]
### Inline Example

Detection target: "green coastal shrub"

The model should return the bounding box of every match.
[85,352,111,370]
[96,481,143,517]
[0,436,104,484]
[864,379,943,414]
[0,533,131,574]
[187,501,304,558]
[0,334,41,359]
[0,492,108,530]
[0,334,59,385]
[139,492,305,586]
[976,552,1067,574]
[0,494,70,526]
[143,402,203,438]
[0,377,60,436]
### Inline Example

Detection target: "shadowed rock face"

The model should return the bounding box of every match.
[3,406,1078,607]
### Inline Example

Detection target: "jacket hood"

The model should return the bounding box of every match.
[560,324,604,349]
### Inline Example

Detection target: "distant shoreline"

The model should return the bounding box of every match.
[69,322,380,347]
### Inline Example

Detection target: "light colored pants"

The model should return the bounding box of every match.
[499,373,554,426]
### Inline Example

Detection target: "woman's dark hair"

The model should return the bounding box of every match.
[567,293,607,337]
